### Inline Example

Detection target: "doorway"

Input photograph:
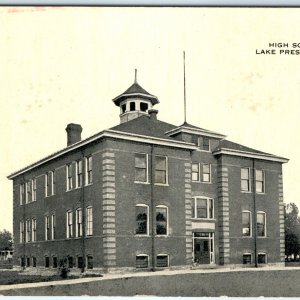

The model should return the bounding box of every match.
[193,232,214,264]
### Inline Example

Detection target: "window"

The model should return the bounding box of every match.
[26,181,32,203]
[76,208,83,237]
[68,256,74,268]
[32,179,37,202]
[66,210,73,238]
[76,160,83,188]
[201,164,211,183]
[51,214,56,240]
[121,104,126,113]
[32,257,36,267]
[20,221,24,243]
[156,254,169,268]
[31,218,36,242]
[243,254,252,264]
[257,212,266,237]
[241,168,251,192]
[258,253,267,264]
[26,257,30,267]
[135,205,149,235]
[20,183,25,205]
[256,170,265,193]
[198,136,210,151]
[45,216,50,241]
[45,256,50,268]
[135,153,148,183]
[53,256,58,268]
[136,255,149,268]
[192,163,200,182]
[26,220,31,242]
[140,102,148,112]
[20,257,25,268]
[192,197,214,219]
[45,171,55,196]
[130,102,136,111]
[86,156,93,185]
[86,206,93,236]
[242,211,252,237]
[156,205,168,235]
[66,163,73,191]
[155,156,167,184]
[87,255,93,269]
[77,256,84,269]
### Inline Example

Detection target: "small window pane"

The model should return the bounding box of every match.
[155,170,166,184]
[197,199,207,218]
[241,168,249,180]
[155,157,166,170]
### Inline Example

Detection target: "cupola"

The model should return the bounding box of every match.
[112,70,159,123]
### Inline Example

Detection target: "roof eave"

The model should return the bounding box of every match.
[112,93,159,106]
[7,129,197,180]
[213,148,289,163]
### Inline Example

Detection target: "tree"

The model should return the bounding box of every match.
[285,203,300,261]
[0,229,13,251]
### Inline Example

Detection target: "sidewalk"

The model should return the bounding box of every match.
[0,265,299,291]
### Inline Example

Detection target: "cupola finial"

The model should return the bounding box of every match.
[134,69,137,83]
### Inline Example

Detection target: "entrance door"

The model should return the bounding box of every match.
[194,239,210,264]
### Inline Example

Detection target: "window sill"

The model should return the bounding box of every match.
[241,190,252,194]
[134,181,150,185]
[242,236,253,238]
[154,183,169,187]
[256,192,266,195]
[85,183,93,187]
[135,234,150,237]
[156,234,169,237]
[45,194,55,198]
[191,218,215,221]
[196,149,211,153]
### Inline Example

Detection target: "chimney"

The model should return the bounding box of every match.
[148,109,158,120]
[66,123,82,146]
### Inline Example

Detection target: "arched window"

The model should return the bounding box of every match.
[135,204,149,235]
[156,205,168,235]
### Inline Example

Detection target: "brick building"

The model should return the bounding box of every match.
[8,77,288,272]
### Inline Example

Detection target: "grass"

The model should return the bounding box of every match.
[0,270,102,286]
[1,268,300,296]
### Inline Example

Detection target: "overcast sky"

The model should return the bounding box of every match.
[0,7,299,232]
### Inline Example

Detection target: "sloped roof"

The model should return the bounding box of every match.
[110,115,177,141]
[112,82,159,106]
[165,121,226,139]
[213,139,288,162]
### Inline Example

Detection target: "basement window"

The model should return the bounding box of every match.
[140,102,148,112]
[136,255,149,268]
[68,256,74,268]
[156,254,169,268]
[78,256,84,269]
[53,256,58,268]
[87,255,93,269]
[243,253,252,264]
[26,257,30,267]
[258,253,267,264]
[45,256,50,268]
[32,257,36,267]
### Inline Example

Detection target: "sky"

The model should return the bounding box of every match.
[0,7,299,232]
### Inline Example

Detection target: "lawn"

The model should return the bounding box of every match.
[0,270,101,286]
[1,268,300,296]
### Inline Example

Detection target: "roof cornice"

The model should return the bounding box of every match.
[7,129,197,180]
[165,126,226,139]
[213,148,289,163]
